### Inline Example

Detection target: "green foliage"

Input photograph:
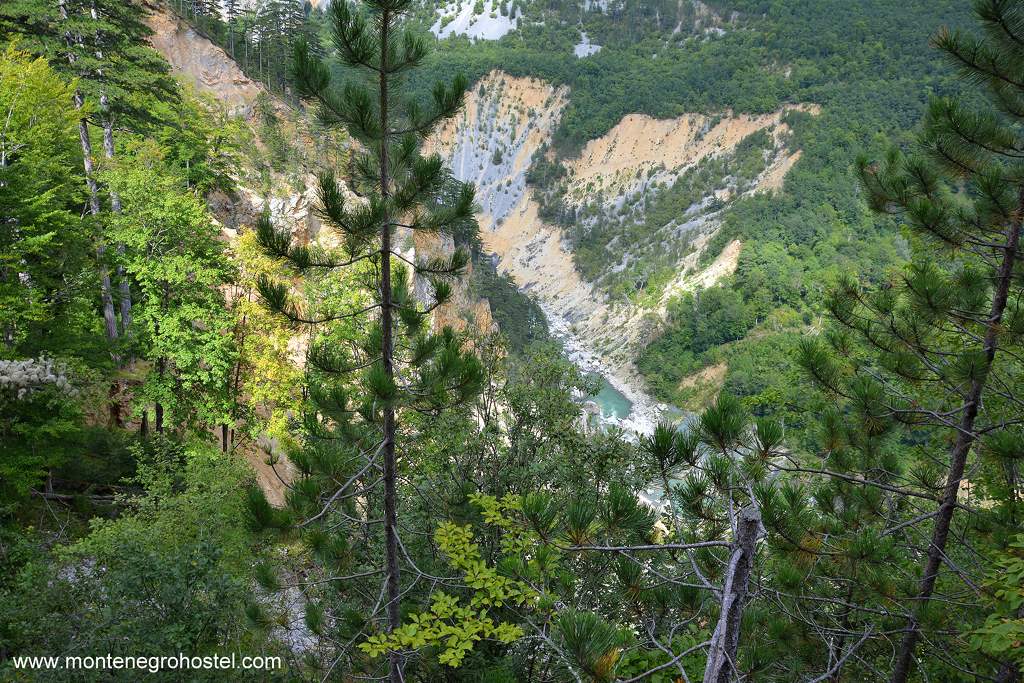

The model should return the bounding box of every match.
[4,1,1024,682]
[509,0,960,414]
[615,630,705,682]
[255,91,290,171]
[553,610,624,682]
[103,142,237,430]
[467,257,549,352]
[0,3,312,680]
[638,284,752,401]
[0,359,85,499]
[0,47,106,499]
[250,3,488,679]
[0,440,271,678]
[149,86,245,195]
[0,46,87,352]
[0,0,176,130]
[788,2,1024,676]
[76,438,257,577]
[411,1,968,150]
[432,395,779,681]
[359,523,529,667]
[971,536,1024,670]
[570,132,772,301]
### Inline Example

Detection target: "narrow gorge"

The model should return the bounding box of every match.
[427,70,816,432]
[146,3,816,435]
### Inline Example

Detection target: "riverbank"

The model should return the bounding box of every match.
[539,299,674,436]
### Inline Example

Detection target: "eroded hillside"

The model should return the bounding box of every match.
[145,2,261,117]
[429,70,816,429]
[148,6,813,432]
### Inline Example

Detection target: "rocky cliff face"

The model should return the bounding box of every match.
[144,3,261,117]
[146,4,485,317]
[146,5,812,433]
[428,70,815,431]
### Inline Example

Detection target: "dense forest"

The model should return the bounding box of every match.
[1,0,1023,682]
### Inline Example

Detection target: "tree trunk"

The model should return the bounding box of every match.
[996,658,1021,683]
[107,379,123,428]
[0,152,12,347]
[890,192,1022,683]
[378,11,401,683]
[81,113,119,348]
[101,109,133,344]
[703,505,760,683]
[58,0,119,353]
[155,388,164,433]
[154,306,165,434]
[88,0,131,349]
[829,585,856,683]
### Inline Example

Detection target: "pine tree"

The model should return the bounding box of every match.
[429,394,792,681]
[57,0,119,351]
[81,0,175,346]
[224,0,239,57]
[250,1,482,680]
[799,1,1024,679]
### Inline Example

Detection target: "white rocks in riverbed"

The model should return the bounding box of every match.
[574,32,602,58]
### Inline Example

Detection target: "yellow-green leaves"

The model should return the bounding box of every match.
[357,521,530,667]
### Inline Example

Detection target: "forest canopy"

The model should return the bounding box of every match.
[1,1,1022,682]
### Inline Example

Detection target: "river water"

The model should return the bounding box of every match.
[588,374,633,420]
[586,371,689,434]
[538,299,673,435]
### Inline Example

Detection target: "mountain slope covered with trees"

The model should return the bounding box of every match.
[1,1,1023,682]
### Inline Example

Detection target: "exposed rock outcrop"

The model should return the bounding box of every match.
[144,4,261,117]
[145,2,494,500]
[431,0,520,41]
[429,70,817,431]
[145,3,809,437]
[563,105,817,205]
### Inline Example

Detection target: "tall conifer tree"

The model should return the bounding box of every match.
[251,2,482,680]
[1,0,174,360]
[800,1,1024,679]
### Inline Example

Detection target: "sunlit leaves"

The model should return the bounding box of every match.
[358,522,531,667]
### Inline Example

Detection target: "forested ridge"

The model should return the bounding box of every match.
[1,1,1023,682]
